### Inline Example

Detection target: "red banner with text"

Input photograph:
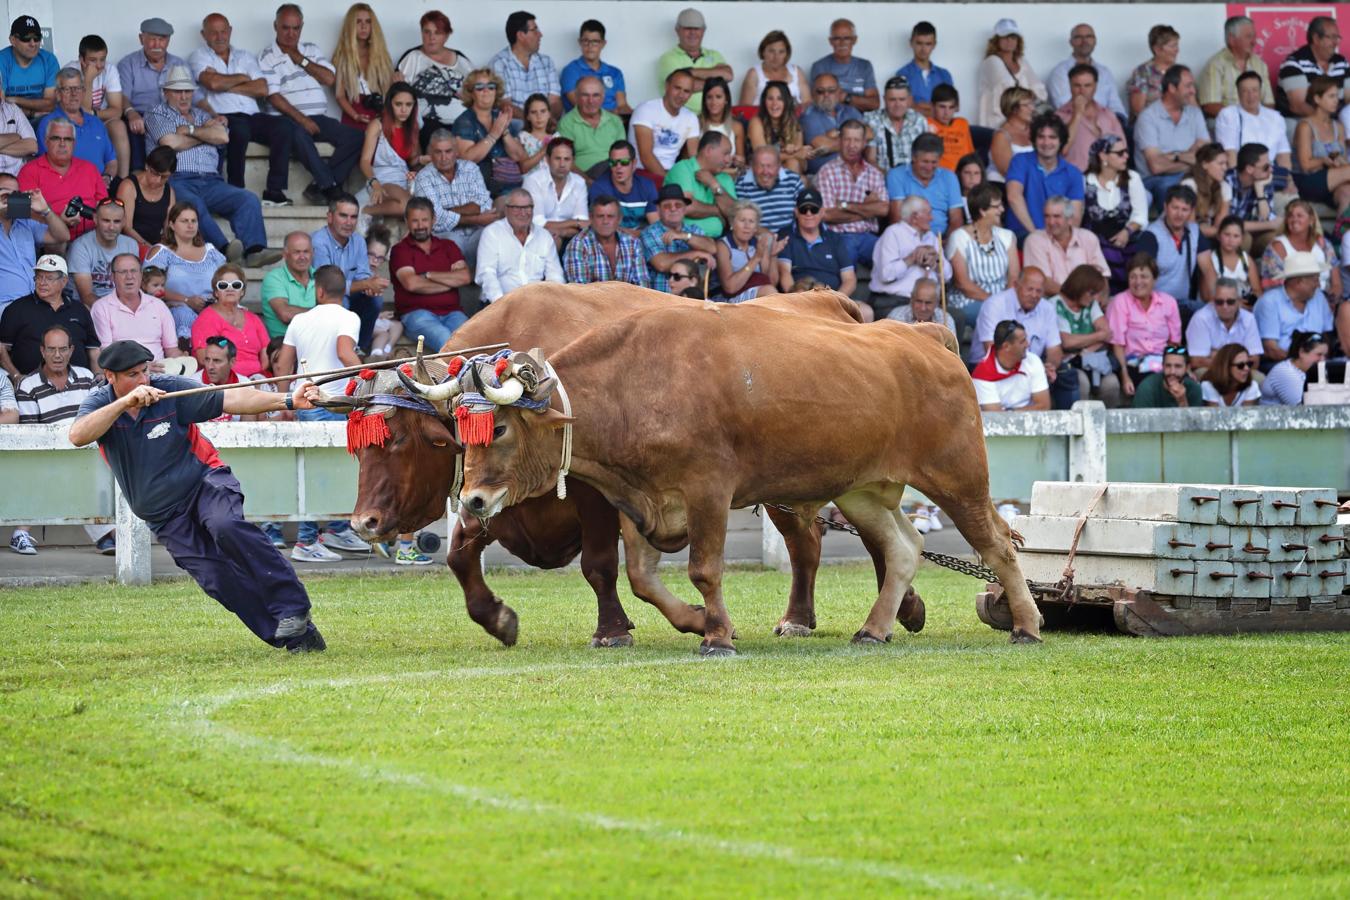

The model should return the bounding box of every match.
[1227,4,1346,78]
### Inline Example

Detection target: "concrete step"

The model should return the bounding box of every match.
[1030,482,1338,527]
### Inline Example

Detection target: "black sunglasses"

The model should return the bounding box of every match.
[1231,360,1253,369]
[797,205,821,215]
[608,157,633,167]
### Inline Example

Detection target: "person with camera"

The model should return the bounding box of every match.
[18,117,106,240]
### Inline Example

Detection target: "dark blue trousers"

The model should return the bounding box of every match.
[154,467,314,649]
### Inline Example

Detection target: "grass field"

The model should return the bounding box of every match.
[2,562,1348,897]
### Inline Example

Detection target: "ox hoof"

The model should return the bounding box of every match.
[698,641,737,658]
[851,629,891,645]
[774,621,814,638]
[492,606,519,647]
[897,591,926,633]
[590,633,635,648]
[1009,628,1043,645]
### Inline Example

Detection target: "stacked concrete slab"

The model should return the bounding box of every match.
[975,482,1350,636]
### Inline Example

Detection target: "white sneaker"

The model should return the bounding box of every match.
[291,542,342,562]
[996,503,1020,526]
[319,529,371,552]
[927,506,944,531]
[911,509,931,534]
[9,531,37,555]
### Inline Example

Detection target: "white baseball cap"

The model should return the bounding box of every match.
[993,18,1021,37]
[35,254,68,275]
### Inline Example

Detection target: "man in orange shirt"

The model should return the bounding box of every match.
[926,84,973,171]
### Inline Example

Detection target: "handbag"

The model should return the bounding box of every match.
[1304,362,1350,406]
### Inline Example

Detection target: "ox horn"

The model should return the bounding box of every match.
[397,368,460,402]
[481,375,525,406]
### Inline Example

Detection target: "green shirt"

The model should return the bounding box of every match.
[655,46,727,114]
[1132,373,1203,409]
[663,158,736,239]
[556,108,626,174]
[259,265,316,338]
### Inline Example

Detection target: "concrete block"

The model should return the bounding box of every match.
[1232,562,1274,599]
[1307,524,1347,561]
[1030,482,1225,524]
[1263,527,1316,563]
[1194,560,1237,597]
[1192,524,1234,560]
[1296,489,1340,526]
[1229,526,1273,562]
[1218,487,1262,526]
[1270,561,1315,599]
[1015,550,1196,595]
[1255,489,1299,527]
[1013,515,1209,560]
[1311,564,1347,595]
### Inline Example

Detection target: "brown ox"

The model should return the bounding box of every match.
[456,300,1041,654]
[345,283,866,646]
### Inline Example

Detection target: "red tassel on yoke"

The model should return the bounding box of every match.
[455,405,495,446]
[346,410,390,454]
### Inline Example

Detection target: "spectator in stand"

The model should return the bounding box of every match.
[140,267,166,305]
[747,80,812,175]
[740,30,808,108]
[1108,252,1183,400]
[515,93,555,177]
[116,18,186,173]
[453,68,525,197]
[1137,185,1203,320]
[973,320,1050,412]
[37,69,116,179]
[1276,16,1347,117]
[562,194,649,287]
[1022,196,1109,297]
[956,153,985,219]
[115,145,175,248]
[196,337,281,428]
[331,3,401,130]
[1134,64,1209,210]
[143,203,227,343]
[1198,215,1260,305]
[1226,143,1282,257]
[19,118,105,240]
[313,193,388,353]
[259,6,364,205]
[1179,142,1231,241]
[411,129,498,261]
[491,10,561,120]
[561,20,630,115]
[809,19,878,113]
[1260,199,1340,300]
[0,254,100,379]
[145,66,278,267]
[946,182,1019,340]
[688,78,744,173]
[0,75,37,175]
[1083,135,1147,288]
[1055,264,1120,406]
[629,69,699,183]
[390,197,471,348]
[352,223,394,356]
[68,36,129,180]
[89,253,180,360]
[590,140,658,236]
[1047,24,1126,117]
[868,195,950,321]
[896,22,952,117]
[1292,76,1350,212]
[1260,329,1327,405]
[524,137,589,244]
[0,174,66,319]
[274,264,372,563]
[887,277,956,333]
[1057,64,1125,173]
[986,86,1035,183]
[1131,345,1201,409]
[734,144,802,235]
[475,188,564,302]
[68,199,137,305]
[926,85,973,172]
[360,83,423,218]
[641,183,716,292]
[975,19,1046,129]
[1215,72,1290,170]
[189,263,268,376]
[776,188,856,295]
[657,8,732,116]
[0,364,14,421]
[396,10,471,146]
[864,76,929,172]
[815,119,885,265]
[558,75,625,177]
[1199,16,1273,118]
[1127,24,1180,119]
[713,200,782,301]
[1005,113,1083,242]
[801,73,866,175]
[664,131,735,239]
[887,133,962,236]
[667,258,703,298]
[261,231,315,339]
[11,324,111,556]
[1201,342,1261,407]
[970,267,1062,375]
[1185,277,1262,373]
[0,15,58,120]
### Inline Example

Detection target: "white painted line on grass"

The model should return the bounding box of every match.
[171,657,1037,899]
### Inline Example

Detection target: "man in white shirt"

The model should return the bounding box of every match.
[628,68,699,183]
[1214,71,1291,170]
[475,188,565,303]
[973,320,1050,412]
[1045,24,1126,116]
[523,137,589,245]
[970,267,1062,371]
[1184,277,1263,372]
[66,34,128,179]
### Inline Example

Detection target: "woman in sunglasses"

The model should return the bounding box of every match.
[188,264,269,377]
[1201,343,1260,407]
[1261,330,1328,406]
[452,69,526,195]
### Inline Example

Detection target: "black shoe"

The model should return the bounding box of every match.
[302,182,325,204]
[275,613,311,640]
[262,190,293,207]
[287,625,327,653]
[322,185,345,204]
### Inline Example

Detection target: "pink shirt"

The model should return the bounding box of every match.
[1022,228,1111,287]
[190,305,269,377]
[90,290,177,359]
[1106,289,1181,359]
[1056,102,1125,172]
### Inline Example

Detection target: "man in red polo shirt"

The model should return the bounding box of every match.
[390,195,472,350]
[17,117,106,240]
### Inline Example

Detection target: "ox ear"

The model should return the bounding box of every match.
[532,407,575,429]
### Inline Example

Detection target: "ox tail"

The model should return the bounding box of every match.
[910,321,960,357]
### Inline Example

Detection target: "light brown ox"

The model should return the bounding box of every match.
[455,297,1042,653]
[345,282,875,646]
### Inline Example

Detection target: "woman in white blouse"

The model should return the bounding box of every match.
[974,19,1047,129]
[1201,344,1261,407]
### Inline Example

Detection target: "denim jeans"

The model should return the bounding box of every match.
[401,309,468,352]
[170,172,268,252]
[1049,360,1082,410]
[296,406,353,544]
[1141,172,1183,214]
[837,231,879,267]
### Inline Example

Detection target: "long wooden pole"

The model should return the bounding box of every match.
[935,231,948,324]
[154,341,510,401]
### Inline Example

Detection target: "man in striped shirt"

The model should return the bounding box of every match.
[734,145,803,234]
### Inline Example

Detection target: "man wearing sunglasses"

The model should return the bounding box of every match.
[1131,344,1202,409]
[0,16,58,121]
[68,199,138,305]
[776,187,855,295]
[588,140,658,237]
[1184,278,1262,373]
